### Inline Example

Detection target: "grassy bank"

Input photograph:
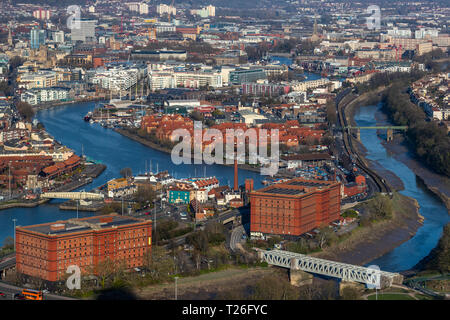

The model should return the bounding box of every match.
[315,192,423,266]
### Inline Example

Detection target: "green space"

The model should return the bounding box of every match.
[367,293,415,300]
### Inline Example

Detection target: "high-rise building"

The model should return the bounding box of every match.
[33,8,51,20]
[71,19,97,43]
[250,178,341,238]
[415,28,439,39]
[15,214,152,282]
[157,4,176,16]
[190,5,215,17]
[126,2,149,15]
[30,28,46,49]
[53,30,65,44]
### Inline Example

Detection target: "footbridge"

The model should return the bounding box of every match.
[40,192,104,200]
[255,249,403,288]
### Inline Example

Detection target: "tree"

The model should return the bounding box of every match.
[144,246,175,281]
[16,101,35,121]
[119,167,132,178]
[134,186,156,206]
[9,56,24,70]
[340,287,362,300]
[92,258,117,288]
[368,193,393,220]
[0,81,12,96]
[316,226,336,249]
[190,110,203,121]
[326,102,337,125]
[2,236,14,250]
[250,274,299,300]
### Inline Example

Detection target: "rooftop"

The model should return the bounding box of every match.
[17,214,149,236]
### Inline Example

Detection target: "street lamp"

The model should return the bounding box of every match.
[174,276,178,300]
[8,161,11,199]
[12,218,17,251]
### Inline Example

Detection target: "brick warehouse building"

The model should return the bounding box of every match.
[15,214,152,282]
[249,178,341,238]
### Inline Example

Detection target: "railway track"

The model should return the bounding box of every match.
[336,90,392,194]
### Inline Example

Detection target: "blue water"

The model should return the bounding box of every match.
[0,102,266,246]
[355,103,450,272]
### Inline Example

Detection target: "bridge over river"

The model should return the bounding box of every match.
[255,249,403,290]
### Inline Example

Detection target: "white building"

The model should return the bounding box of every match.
[89,65,146,92]
[387,27,412,38]
[415,28,439,39]
[20,87,70,105]
[125,2,149,15]
[53,30,65,44]
[191,5,215,18]
[149,72,176,91]
[157,4,176,16]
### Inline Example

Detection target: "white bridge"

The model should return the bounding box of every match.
[256,249,403,288]
[41,192,104,200]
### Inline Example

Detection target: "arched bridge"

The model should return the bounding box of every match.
[41,192,104,200]
[255,249,403,288]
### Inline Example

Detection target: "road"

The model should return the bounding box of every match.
[0,281,76,300]
[229,225,246,252]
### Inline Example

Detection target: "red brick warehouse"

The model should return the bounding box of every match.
[15,214,152,282]
[249,178,341,238]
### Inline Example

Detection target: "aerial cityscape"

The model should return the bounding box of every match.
[0,0,448,305]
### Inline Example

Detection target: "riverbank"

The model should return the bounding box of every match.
[0,163,106,211]
[344,88,450,213]
[0,198,50,210]
[33,97,105,111]
[114,128,262,174]
[382,135,450,214]
[316,192,423,266]
[343,88,405,191]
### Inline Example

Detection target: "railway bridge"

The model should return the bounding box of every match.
[255,249,403,290]
[341,126,408,141]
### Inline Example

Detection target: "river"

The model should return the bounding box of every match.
[355,103,450,272]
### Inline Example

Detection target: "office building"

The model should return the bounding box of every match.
[71,19,97,43]
[30,28,46,49]
[229,68,267,85]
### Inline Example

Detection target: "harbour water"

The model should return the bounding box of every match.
[0,101,266,246]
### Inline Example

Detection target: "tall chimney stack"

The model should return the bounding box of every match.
[234,158,238,191]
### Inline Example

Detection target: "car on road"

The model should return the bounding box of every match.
[14,293,25,300]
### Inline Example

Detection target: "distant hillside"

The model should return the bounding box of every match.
[11,0,285,9]
[13,0,91,6]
